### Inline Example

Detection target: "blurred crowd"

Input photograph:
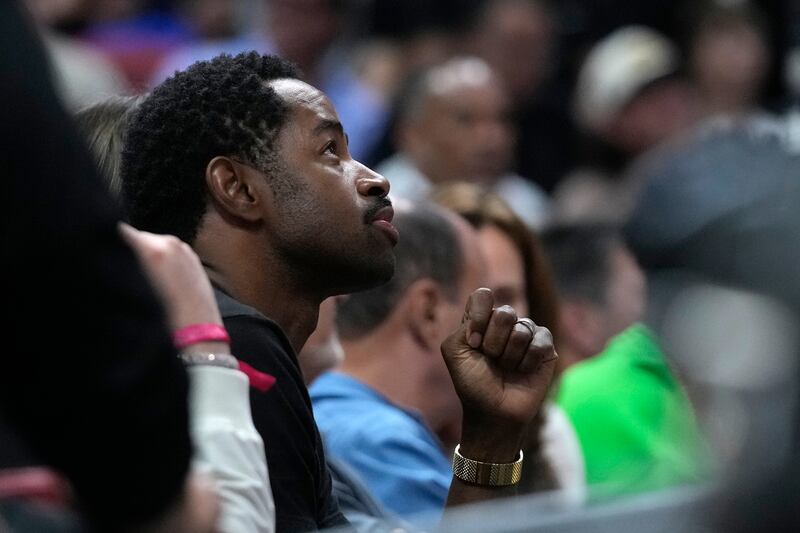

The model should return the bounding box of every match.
[27,0,800,224]
[3,0,800,532]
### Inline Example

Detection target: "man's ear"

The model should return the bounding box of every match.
[405,279,445,352]
[205,156,270,223]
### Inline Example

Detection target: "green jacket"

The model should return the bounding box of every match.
[556,324,712,499]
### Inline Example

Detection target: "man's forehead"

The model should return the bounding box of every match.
[269,78,339,122]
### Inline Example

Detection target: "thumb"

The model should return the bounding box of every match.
[462,288,494,349]
[442,288,494,359]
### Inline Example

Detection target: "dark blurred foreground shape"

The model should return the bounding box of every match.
[1,1,192,529]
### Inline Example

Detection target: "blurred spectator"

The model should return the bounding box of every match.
[150,0,267,87]
[469,0,554,105]
[688,2,771,118]
[555,323,713,499]
[264,0,388,161]
[312,204,482,524]
[80,1,193,90]
[377,57,551,228]
[553,26,699,223]
[466,0,576,192]
[542,223,646,372]
[572,26,695,154]
[622,112,800,532]
[298,298,410,531]
[358,0,486,168]
[430,183,558,353]
[355,0,473,95]
[431,183,585,503]
[1,2,219,529]
[24,0,130,109]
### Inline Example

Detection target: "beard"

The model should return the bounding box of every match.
[267,163,396,297]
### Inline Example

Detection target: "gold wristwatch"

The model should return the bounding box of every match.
[452,445,523,486]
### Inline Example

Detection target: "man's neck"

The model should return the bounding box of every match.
[208,265,320,354]
[195,223,321,353]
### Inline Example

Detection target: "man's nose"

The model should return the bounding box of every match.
[355,162,390,198]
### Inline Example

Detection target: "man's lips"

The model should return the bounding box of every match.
[370,206,399,245]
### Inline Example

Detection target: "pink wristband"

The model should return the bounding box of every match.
[173,323,230,350]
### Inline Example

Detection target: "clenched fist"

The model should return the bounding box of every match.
[441,288,557,461]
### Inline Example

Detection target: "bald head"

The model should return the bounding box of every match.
[397,57,515,185]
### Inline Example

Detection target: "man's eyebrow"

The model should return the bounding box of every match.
[312,119,345,137]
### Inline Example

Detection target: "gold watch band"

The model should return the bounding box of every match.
[452,444,523,486]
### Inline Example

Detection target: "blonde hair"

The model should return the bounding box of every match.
[75,95,145,199]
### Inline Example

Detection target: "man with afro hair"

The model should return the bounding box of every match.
[122,51,558,531]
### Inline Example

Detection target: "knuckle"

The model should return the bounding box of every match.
[535,326,554,345]
[510,328,531,346]
[494,306,518,325]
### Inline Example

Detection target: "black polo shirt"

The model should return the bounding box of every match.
[215,289,348,532]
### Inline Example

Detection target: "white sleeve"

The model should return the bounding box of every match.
[541,402,587,506]
[187,366,275,533]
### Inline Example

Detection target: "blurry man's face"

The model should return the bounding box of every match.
[265,79,397,295]
[559,243,646,366]
[601,245,646,339]
[691,22,769,111]
[478,224,528,317]
[473,0,554,102]
[266,0,340,69]
[608,79,697,154]
[407,77,515,184]
[186,0,238,39]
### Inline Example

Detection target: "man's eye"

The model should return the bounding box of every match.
[324,141,337,155]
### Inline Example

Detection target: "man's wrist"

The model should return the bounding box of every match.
[458,416,526,463]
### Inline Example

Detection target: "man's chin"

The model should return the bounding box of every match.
[332,254,395,296]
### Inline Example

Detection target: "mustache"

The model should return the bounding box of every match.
[363,197,393,223]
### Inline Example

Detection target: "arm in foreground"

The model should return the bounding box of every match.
[122,224,275,533]
[441,289,558,508]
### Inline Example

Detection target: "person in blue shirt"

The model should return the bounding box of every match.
[311,203,487,523]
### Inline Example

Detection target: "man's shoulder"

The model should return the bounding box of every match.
[214,288,269,323]
[212,292,342,530]
[213,289,295,360]
[312,375,440,461]
[562,326,660,384]
[311,374,420,432]
[557,325,677,422]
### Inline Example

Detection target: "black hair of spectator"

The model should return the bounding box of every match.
[336,204,463,339]
[121,52,300,243]
[542,223,622,304]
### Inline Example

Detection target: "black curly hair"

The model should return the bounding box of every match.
[121,52,300,243]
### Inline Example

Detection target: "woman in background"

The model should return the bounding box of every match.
[432,182,585,502]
